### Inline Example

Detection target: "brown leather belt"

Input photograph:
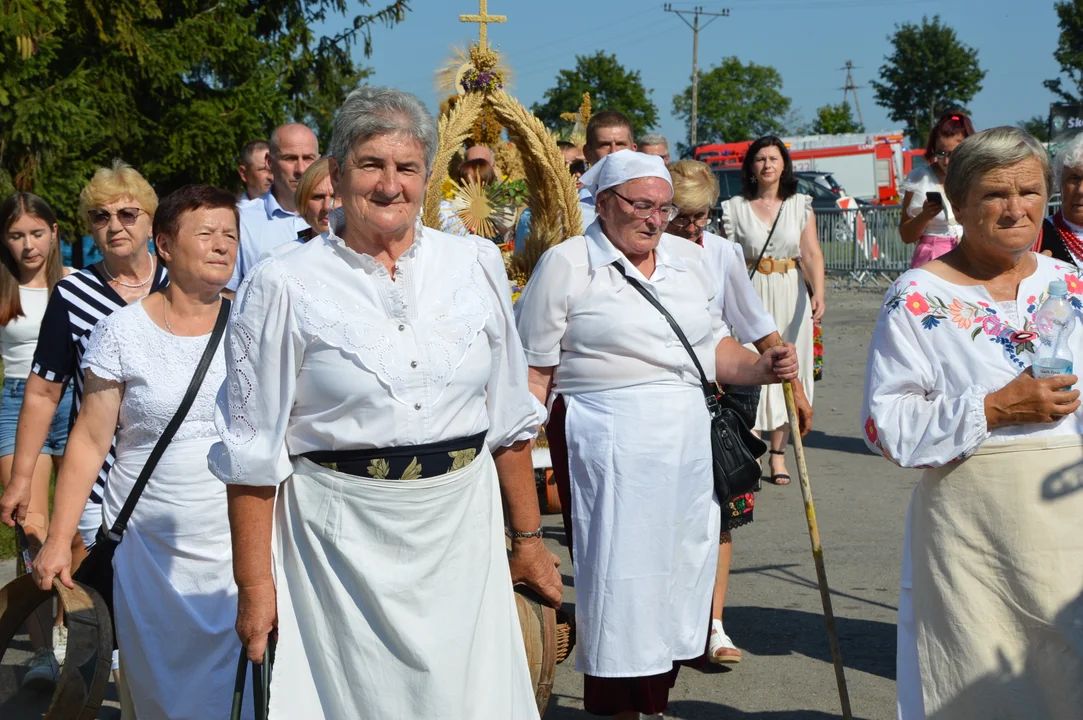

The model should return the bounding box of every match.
[748,257,798,274]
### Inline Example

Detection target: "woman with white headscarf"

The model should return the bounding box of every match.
[516,150,798,719]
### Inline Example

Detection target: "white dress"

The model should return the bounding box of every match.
[81,302,246,720]
[722,195,815,430]
[209,223,544,720]
[516,223,724,677]
[862,255,1083,719]
[700,230,778,343]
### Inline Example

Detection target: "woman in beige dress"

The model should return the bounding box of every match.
[721,136,825,483]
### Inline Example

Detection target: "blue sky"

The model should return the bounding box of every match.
[330,0,1062,148]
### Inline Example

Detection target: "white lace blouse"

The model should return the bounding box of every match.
[82,302,226,453]
[208,224,544,487]
[861,254,1083,469]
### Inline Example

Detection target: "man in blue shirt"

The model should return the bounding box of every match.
[229,123,319,290]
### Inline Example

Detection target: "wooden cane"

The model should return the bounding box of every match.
[781,375,853,719]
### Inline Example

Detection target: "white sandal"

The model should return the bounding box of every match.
[709,619,742,664]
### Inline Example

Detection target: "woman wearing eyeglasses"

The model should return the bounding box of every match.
[517,150,799,719]
[900,112,975,268]
[666,159,813,666]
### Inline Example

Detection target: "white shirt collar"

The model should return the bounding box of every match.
[584,220,688,277]
[324,210,425,274]
[261,187,300,221]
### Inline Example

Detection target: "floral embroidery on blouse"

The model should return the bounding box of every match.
[884,273,1083,370]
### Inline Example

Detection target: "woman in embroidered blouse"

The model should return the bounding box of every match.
[1035,132,1083,269]
[863,127,1083,720]
[516,150,798,720]
[899,112,975,268]
[33,185,245,718]
[210,86,560,720]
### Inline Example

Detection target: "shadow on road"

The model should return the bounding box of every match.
[723,606,895,681]
[802,430,876,456]
[667,699,874,719]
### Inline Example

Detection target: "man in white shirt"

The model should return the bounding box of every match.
[229,123,319,290]
[236,139,272,208]
[639,133,671,164]
[580,111,638,228]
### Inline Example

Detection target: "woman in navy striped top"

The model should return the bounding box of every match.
[0,160,167,553]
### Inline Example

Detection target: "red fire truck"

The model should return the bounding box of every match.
[693,134,912,205]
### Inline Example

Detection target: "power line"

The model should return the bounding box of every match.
[663,4,729,147]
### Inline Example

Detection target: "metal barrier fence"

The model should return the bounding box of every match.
[815,201,1063,288]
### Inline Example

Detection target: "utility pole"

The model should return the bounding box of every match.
[664,4,729,148]
[839,60,865,130]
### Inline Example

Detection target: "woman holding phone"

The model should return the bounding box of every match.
[899,112,975,268]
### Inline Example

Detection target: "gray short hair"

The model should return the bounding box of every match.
[1056,132,1083,187]
[640,133,669,151]
[944,126,1051,210]
[328,86,438,175]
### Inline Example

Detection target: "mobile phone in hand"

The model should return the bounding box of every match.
[925,191,948,219]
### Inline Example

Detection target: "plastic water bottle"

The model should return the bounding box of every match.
[1033,280,1075,387]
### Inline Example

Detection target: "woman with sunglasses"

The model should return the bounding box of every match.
[0,160,165,710]
[900,112,975,268]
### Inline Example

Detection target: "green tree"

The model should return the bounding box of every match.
[1018,115,1051,142]
[811,103,864,135]
[672,57,792,144]
[870,15,985,146]
[532,51,658,135]
[0,0,409,238]
[1045,0,1083,103]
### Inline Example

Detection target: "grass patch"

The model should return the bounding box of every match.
[0,522,14,560]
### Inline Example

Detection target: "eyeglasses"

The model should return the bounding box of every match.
[670,211,710,228]
[933,150,953,160]
[610,191,679,222]
[87,207,147,228]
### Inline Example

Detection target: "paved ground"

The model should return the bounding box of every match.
[1,287,913,719]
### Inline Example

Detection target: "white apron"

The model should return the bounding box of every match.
[269,448,539,720]
[565,383,720,677]
[902,436,1083,720]
[110,437,248,720]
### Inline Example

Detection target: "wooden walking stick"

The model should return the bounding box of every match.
[781,377,853,719]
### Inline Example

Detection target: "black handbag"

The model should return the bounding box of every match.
[613,265,767,501]
[72,299,231,642]
[230,639,275,720]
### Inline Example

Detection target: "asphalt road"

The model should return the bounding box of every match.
[1,287,912,719]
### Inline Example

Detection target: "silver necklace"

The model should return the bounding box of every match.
[162,293,220,336]
[102,256,155,288]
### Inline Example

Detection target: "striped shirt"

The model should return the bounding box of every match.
[32,263,168,502]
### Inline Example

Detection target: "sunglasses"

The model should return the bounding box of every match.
[933,150,953,160]
[88,207,147,228]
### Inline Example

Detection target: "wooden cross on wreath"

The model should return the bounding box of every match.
[460,0,506,50]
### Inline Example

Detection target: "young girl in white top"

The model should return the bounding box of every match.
[899,113,975,268]
[0,192,73,689]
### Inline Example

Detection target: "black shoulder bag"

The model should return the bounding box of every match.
[73,298,231,643]
[612,264,767,501]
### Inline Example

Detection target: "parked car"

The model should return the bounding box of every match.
[712,168,859,211]
[802,170,846,197]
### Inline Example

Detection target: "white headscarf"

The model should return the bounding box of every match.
[579,149,673,198]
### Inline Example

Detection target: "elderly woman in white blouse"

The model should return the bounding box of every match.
[863,127,1083,720]
[516,150,798,719]
[208,86,560,720]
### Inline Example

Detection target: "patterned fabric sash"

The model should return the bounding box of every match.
[301,431,487,480]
